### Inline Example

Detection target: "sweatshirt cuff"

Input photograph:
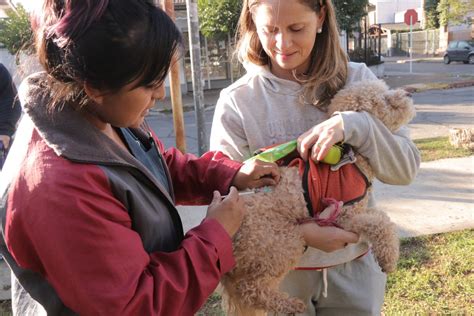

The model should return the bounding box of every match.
[214,155,243,194]
[191,218,235,273]
[336,111,371,148]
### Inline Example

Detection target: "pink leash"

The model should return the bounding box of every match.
[297,197,342,228]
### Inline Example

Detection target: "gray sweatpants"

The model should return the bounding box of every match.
[274,251,387,316]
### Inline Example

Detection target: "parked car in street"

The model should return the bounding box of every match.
[444,40,474,64]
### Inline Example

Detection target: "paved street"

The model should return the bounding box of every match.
[147,106,215,155]
[147,86,474,154]
[383,59,474,89]
[410,87,474,139]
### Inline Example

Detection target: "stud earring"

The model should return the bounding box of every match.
[317,28,322,33]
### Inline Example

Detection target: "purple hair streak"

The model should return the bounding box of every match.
[48,0,109,47]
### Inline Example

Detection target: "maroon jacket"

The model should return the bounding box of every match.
[0,73,242,315]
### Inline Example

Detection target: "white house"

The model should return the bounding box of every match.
[368,0,423,25]
[0,0,10,18]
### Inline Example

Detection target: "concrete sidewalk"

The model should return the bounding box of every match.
[375,156,474,238]
[384,56,444,64]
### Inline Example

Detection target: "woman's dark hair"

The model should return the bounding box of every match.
[33,0,183,108]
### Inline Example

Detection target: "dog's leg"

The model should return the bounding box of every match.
[223,275,306,315]
[238,279,306,314]
[342,208,400,272]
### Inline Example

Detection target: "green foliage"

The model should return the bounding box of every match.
[424,0,440,29]
[197,0,242,39]
[197,0,369,36]
[437,0,474,26]
[0,4,34,56]
[333,0,368,33]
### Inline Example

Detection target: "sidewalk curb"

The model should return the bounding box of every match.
[402,79,474,93]
[395,58,443,64]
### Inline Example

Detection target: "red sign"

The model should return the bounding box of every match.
[404,9,418,26]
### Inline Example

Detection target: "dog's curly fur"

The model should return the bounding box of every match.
[221,80,416,315]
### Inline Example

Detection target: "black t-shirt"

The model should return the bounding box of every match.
[0,63,22,137]
[120,127,171,196]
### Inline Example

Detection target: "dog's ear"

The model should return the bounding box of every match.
[382,89,416,131]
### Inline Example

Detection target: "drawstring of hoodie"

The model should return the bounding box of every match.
[319,198,342,298]
[322,268,328,297]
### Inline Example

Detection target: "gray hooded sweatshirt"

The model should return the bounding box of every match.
[210,62,420,267]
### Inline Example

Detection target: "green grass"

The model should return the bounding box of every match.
[197,292,225,316]
[384,229,474,314]
[197,230,474,315]
[414,136,472,162]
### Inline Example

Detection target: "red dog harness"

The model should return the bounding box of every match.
[294,159,369,214]
[261,145,370,224]
[251,143,372,272]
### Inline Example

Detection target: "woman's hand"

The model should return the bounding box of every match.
[299,222,359,253]
[232,159,281,190]
[297,115,344,162]
[206,187,245,237]
[0,135,10,150]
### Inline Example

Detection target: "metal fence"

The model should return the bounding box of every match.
[389,29,440,56]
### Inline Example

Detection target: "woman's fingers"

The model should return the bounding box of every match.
[253,160,281,184]
[298,115,345,162]
[206,186,244,237]
[300,222,359,252]
[297,130,318,161]
[311,138,332,162]
[210,190,221,205]
[345,231,360,244]
[232,160,281,190]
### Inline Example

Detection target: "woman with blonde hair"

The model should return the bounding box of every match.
[210,0,420,314]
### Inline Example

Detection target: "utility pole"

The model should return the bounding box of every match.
[158,0,187,153]
[186,0,207,155]
[364,6,369,65]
